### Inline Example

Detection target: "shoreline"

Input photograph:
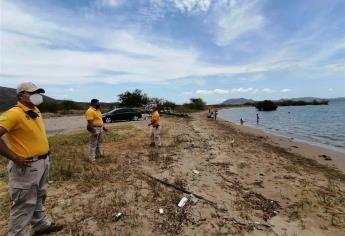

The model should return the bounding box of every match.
[218,116,345,174]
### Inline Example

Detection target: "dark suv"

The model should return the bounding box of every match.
[102,108,142,123]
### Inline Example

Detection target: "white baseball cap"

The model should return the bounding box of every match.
[17,82,45,94]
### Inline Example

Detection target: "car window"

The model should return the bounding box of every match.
[111,109,123,114]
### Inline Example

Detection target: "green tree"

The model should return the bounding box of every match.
[185,98,206,110]
[255,100,278,111]
[118,89,149,107]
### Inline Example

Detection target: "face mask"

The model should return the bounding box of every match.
[29,94,43,106]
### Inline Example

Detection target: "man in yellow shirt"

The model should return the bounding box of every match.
[148,104,161,147]
[0,82,62,235]
[85,99,107,162]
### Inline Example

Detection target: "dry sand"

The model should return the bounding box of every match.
[0,112,344,235]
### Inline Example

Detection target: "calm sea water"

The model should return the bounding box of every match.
[219,100,345,153]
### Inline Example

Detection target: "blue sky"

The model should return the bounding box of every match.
[0,0,344,104]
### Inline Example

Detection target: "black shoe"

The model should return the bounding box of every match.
[33,223,63,235]
[149,143,155,147]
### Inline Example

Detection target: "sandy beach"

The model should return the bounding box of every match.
[0,112,344,235]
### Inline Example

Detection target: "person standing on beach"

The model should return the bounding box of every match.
[214,108,218,121]
[85,99,108,162]
[240,118,244,125]
[0,82,63,235]
[148,104,161,147]
[256,113,259,124]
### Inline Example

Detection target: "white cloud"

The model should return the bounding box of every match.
[214,89,229,94]
[261,88,275,93]
[213,0,265,45]
[194,87,283,95]
[1,0,343,93]
[96,0,123,8]
[173,0,212,12]
[0,0,273,86]
[196,90,214,95]
[231,87,257,93]
[281,89,290,93]
[230,87,285,94]
[196,89,229,95]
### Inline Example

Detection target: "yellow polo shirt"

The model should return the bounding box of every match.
[85,107,103,126]
[151,111,160,126]
[0,102,49,158]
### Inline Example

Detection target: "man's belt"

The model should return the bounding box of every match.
[26,152,49,162]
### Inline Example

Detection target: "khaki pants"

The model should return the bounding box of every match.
[7,158,51,236]
[150,126,161,146]
[89,127,103,161]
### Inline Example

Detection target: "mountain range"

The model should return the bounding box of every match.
[222,97,345,105]
[0,86,57,110]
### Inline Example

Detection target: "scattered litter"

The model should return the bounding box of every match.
[58,199,65,206]
[229,138,235,147]
[189,194,198,204]
[178,197,188,208]
[48,181,54,184]
[252,180,264,188]
[192,170,200,175]
[319,154,332,161]
[159,208,164,214]
[112,212,123,222]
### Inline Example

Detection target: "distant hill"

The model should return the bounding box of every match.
[0,86,58,111]
[222,98,255,105]
[277,97,329,102]
[0,86,117,112]
[221,97,345,106]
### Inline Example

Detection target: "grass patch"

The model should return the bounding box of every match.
[47,124,136,182]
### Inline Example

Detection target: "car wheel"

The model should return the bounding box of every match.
[132,115,139,121]
[105,117,112,123]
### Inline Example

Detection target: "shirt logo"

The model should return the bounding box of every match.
[0,115,7,121]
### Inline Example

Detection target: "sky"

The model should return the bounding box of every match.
[0,0,344,104]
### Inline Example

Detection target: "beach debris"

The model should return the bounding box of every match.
[243,191,281,221]
[184,143,198,149]
[229,138,235,147]
[192,169,200,175]
[141,173,219,209]
[58,199,65,206]
[159,208,164,214]
[252,180,264,188]
[178,197,188,208]
[189,194,198,204]
[120,152,128,158]
[283,175,295,180]
[111,212,123,222]
[319,154,332,161]
[290,145,299,148]
[259,173,265,176]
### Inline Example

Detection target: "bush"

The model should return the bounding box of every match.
[118,89,149,107]
[255,100,277,111]
[184,98,206,110]
[38,100,83,113]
